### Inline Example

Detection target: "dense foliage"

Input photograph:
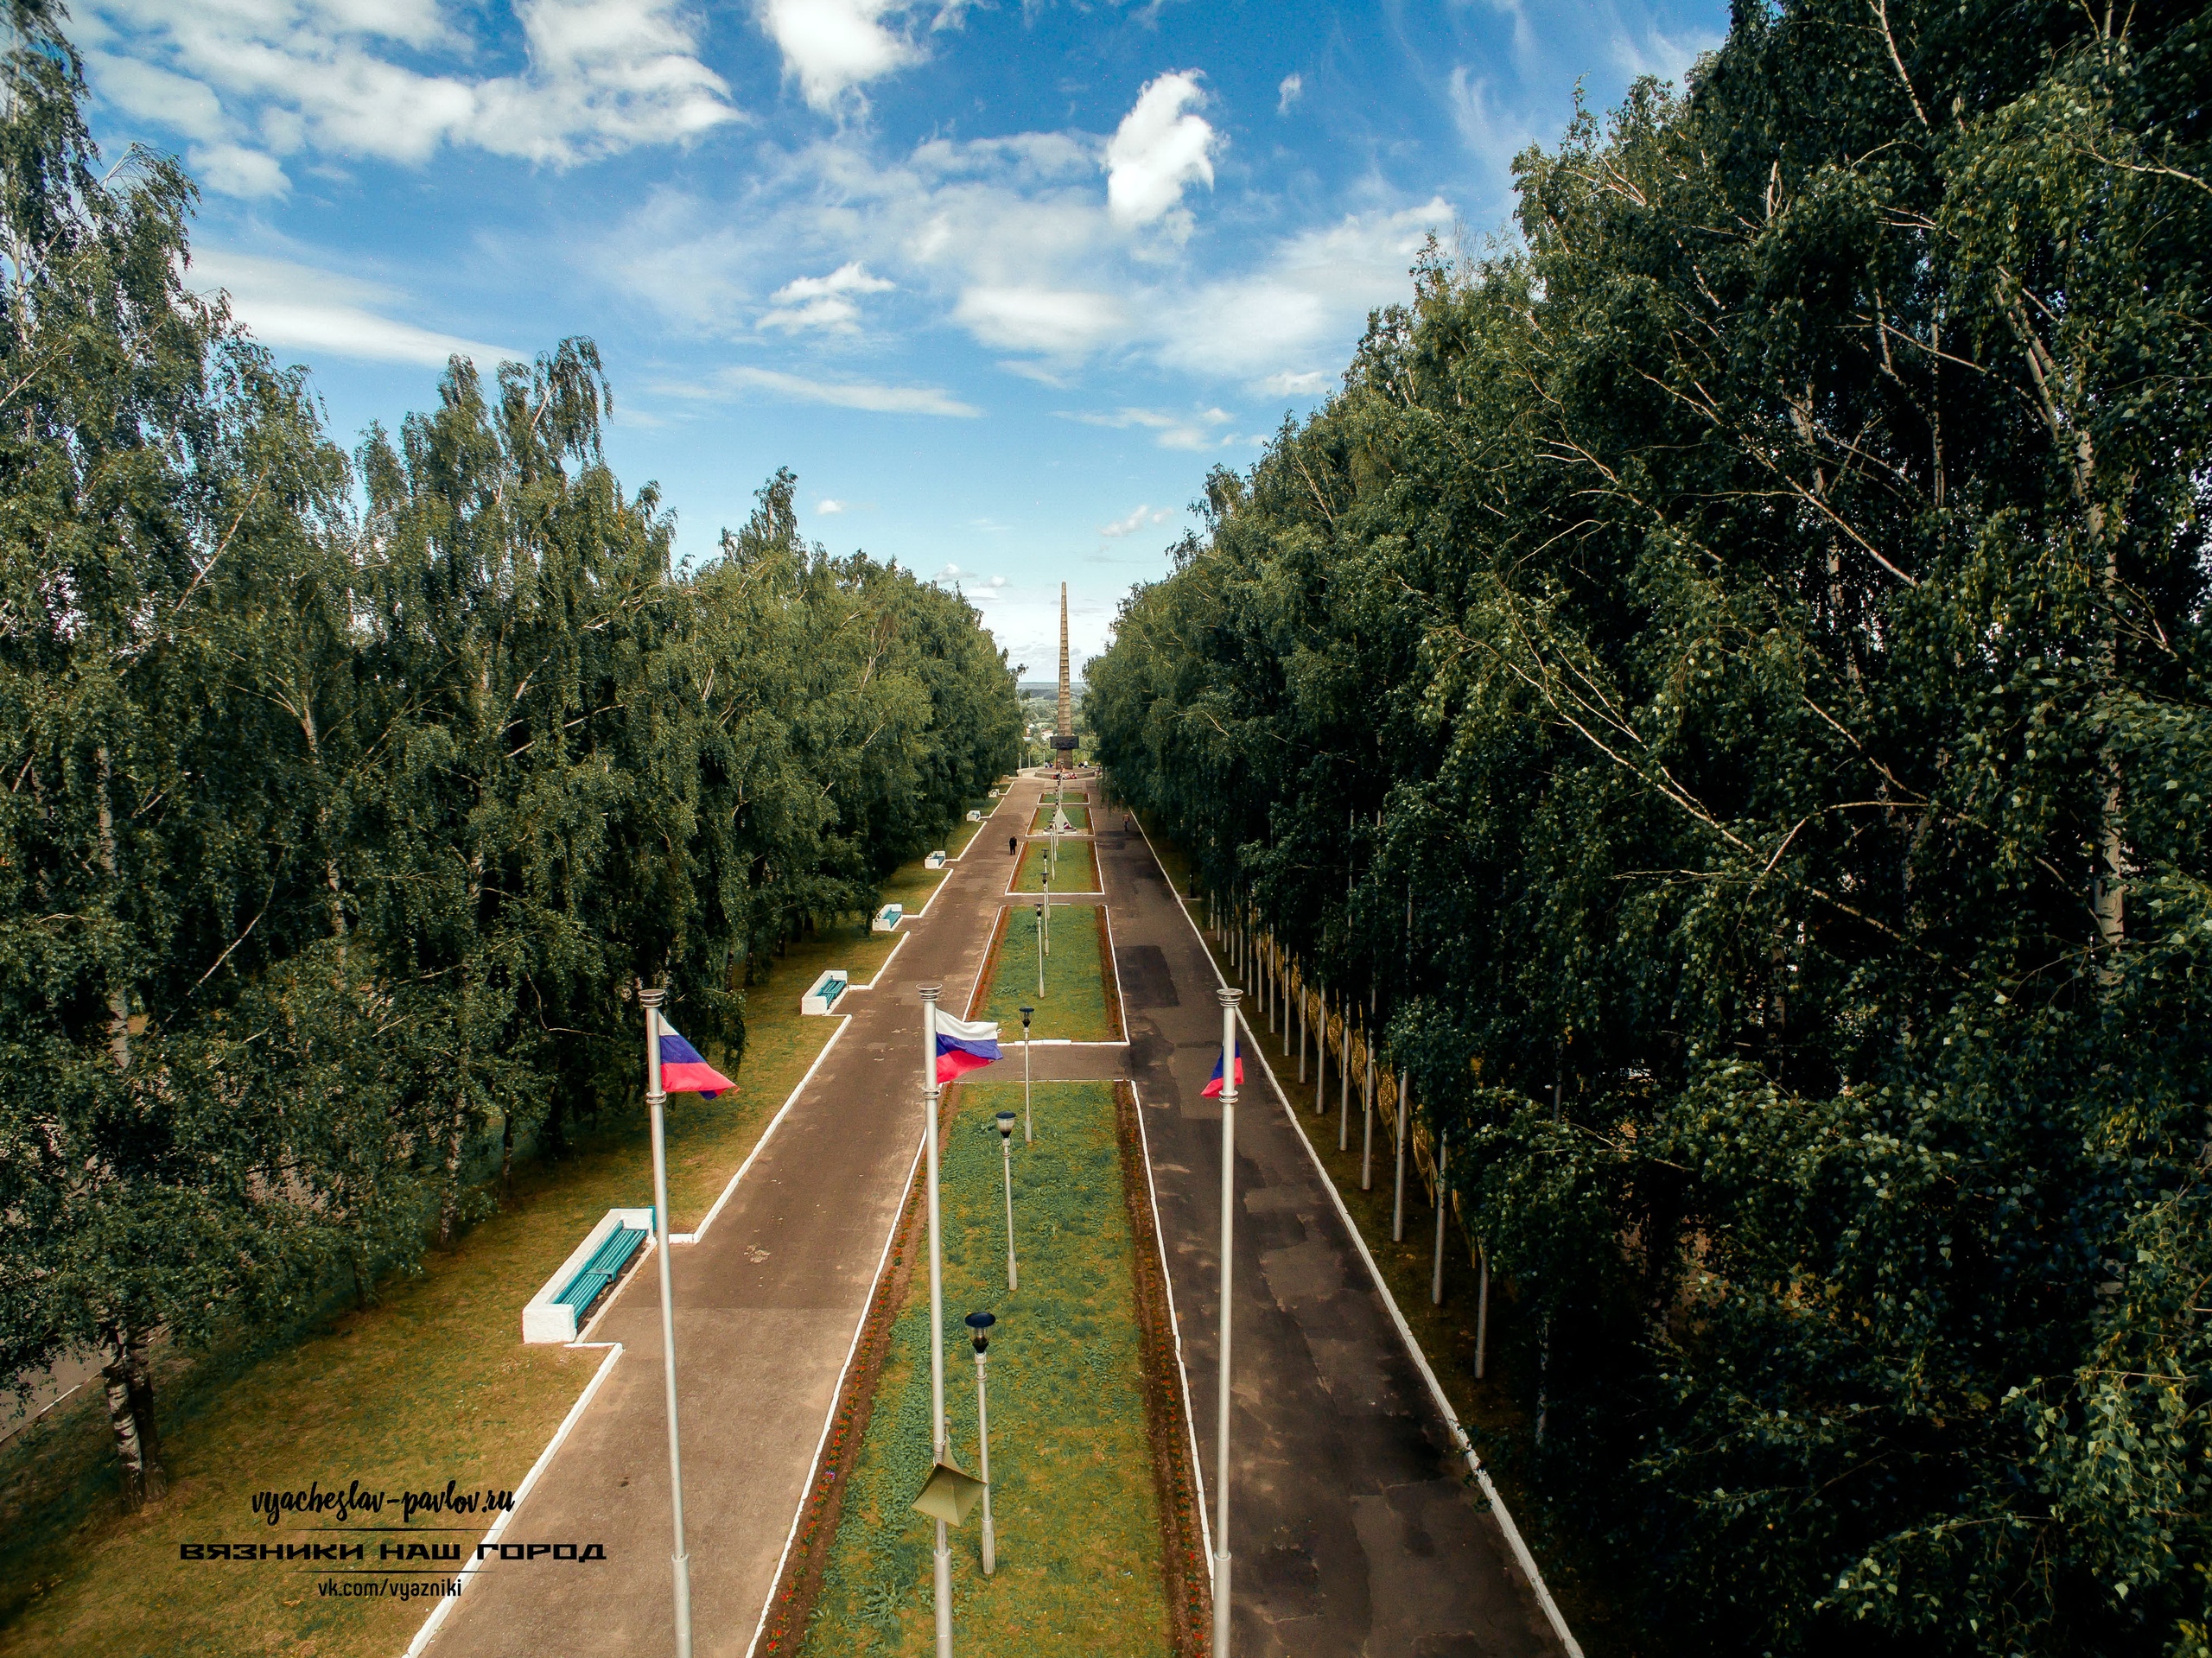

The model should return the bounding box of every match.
[1088,1,2211,1651]
[0,15,1016,1509]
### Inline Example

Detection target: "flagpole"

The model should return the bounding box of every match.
[639,989,692,1658]
[920,984,953,1658]
[1214,986,1243,1658]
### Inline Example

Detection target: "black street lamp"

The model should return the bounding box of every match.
[1019,1005,1035,1141]
[965,1311,999,1577]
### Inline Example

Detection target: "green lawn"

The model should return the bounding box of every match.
[974,902,1116,1043]
[799,1083,1172,1658]
[1028,804,1089,833]
[1012,839,1097,893]
[0,878,923,1658]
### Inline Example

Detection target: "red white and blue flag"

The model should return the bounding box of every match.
[658,1026,734,1098]
[935,1014,1003,1083]
[1201,1045,1243,1099]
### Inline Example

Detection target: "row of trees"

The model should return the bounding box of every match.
[0,16,1018,1508]
[1090,0,2209,1651]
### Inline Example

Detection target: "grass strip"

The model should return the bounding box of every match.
[0,873,929,1658]
[1012,838,1097,893]
[973,902,1116,1042]
[797,1083,1172,1658]
[1029,804,1090,833]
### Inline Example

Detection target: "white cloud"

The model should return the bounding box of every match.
[954,286,1125,355]
[1276,72,1302,114]
[92,52,228,141]
[1100,504,1173,537]
[1259,368,1331,397]
[758,0,919,111]
[592,95,1442,387]
[817,498,847,513]
[1066,405,1236,452]
[1156,198,1451,378]
[1104,72,1217,232]
[86,0,738,182]
[185,249,526,366]
[1446,67,1539,186]
[691,365,980,416]
[191,143,290,199]
[760,261,894,333]
[1609,21,1720,88]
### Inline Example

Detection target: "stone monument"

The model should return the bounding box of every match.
[1052,581,1078,760]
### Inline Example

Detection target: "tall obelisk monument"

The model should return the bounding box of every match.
[1052,582,1077,761]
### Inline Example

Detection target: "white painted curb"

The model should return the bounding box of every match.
[404,1341,626,1657]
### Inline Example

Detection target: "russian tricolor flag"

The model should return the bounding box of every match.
[1201,1045,1243,1098]
[658,1026,734,1098]
[935,1014,1003,1083]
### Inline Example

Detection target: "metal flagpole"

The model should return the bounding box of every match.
[639,990,692,1658]
[1214,987,1244,1658]
[920,985,953,1658]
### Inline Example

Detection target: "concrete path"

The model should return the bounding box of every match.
[424,788,1031,1657]
[425,771,1565,1658]
[1095,816,1565,1658]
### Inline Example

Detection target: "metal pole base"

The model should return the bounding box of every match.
[935,1529,953,1655]
[1212,1549,1232,1655]
[672,1552,692,1658]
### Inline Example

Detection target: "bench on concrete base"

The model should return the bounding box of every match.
[803,969,849,1016]
[872,904,903,932]
[523,1209,653,1344]
[925,850,947,869]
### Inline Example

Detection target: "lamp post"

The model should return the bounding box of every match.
[918,984,953,1658]
[996,1111,1018,1293]
[1213,986,1243,1658]
[967,1312,998,1577]
[1020,1005,1034,1141]
[1033,905,1046,999]
[1042,869,1052,957]
[639,989,693,1658]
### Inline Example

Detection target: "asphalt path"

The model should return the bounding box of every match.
[424,772,1566,1657]
[1095,813,1564,1658]
[424,786,1027,1657]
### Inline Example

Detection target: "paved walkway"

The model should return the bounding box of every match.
[1094,816,1563,1658]
[425,789,1028,1657]
[426,771,1565,1657]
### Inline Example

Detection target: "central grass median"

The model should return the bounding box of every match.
[973,901,1119,1043]
[1029,803,1089,833]
[1013,838,1097,893]
[796,1083,1174,1658]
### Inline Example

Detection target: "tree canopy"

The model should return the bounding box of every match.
[1089,1,2211,1650]
[0,16,1017,1510]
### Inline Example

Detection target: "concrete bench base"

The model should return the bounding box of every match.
[522,1209,654,1344]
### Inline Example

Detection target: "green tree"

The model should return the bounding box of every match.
[1089,1,2212,1648]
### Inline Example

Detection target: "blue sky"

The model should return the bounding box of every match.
[77,0,1726,676]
